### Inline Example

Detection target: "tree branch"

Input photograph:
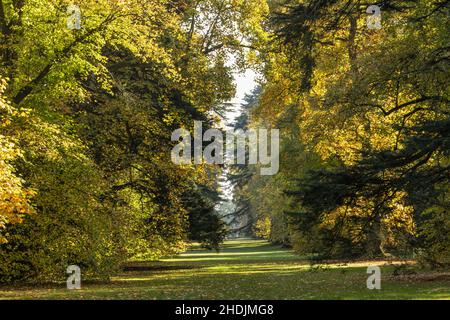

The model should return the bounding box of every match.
[203,42,257,55]
[0,0,9,35]
[13,13,118,105]
[381,96,444,116]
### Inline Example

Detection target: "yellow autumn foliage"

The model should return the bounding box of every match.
[0,78,34,243]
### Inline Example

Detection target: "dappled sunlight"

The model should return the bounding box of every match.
[174,250,294,258]
[87,241,450,299]
[1,239,449,300]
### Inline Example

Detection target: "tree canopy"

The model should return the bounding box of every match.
[233,0,449,266]
[0,0,448,283]
[0,0,268,281]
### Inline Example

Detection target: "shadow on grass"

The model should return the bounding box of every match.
[1,239,449,300]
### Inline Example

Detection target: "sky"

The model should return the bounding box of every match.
[223,68,258,129]
[230,69,258,105]
[218,68,258,202]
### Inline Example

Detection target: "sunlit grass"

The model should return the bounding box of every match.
[0,239,449,300]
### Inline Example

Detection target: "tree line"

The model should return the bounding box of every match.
[232,0,449,267]
[0,0,448,284]
[0,0,268,282]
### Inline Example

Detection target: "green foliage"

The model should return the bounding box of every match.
[235,0,450,265]
[185,185,227,251]
[0,78,34,244]
[1,0,448,285]
[0,116,126,282]
[418,205,450,268]
[0,0,268,282]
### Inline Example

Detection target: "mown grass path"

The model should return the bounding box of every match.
[1,239,449,299]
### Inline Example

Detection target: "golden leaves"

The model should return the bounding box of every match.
[0,78,35,244]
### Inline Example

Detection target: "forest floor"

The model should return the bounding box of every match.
[0,239,449,300]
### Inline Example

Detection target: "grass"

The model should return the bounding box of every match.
[0,239,449,300]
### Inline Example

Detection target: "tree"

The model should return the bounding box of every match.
[0,77,34,244]
[184,184,227,250]
[0,0,269,281]
[240,0,449,263]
